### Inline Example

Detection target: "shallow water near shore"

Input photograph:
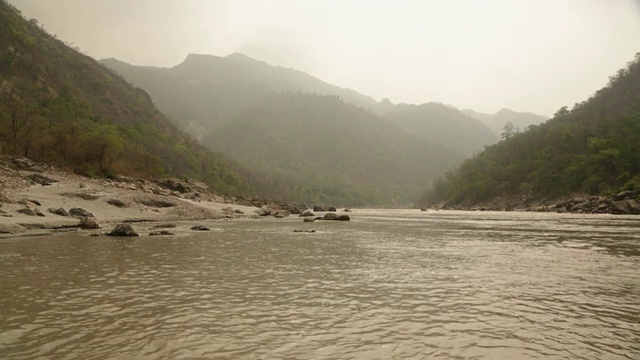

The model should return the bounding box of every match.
[1,210,639,359]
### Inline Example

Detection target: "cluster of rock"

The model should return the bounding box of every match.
[434,188,640,215]
[301,212,350,222]
[106,176,226,203]
[546,190,640,215]
[250,203,353,222]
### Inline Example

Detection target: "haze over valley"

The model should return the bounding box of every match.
[2,2,640,359]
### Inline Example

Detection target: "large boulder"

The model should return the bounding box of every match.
[79,216,101,229]
[323,213,339,220]
[149,230,174,236]
[613,191,635,201]
[48,207,69,216]
[27,173,57,186]
[17,208,37,216]
[313,206,327,212]
[12,157,36,169]
[156,178,191,193]
[69,207,94,218]
[273,210,290,218]
[106,198,127,208]
[327,207,337,212]
[135,196,175,208]
[190,225,210,231]
[571,201,593,213]
[300,211,315,217]
[108,224,139,237]
[61,192,100,200]
[610,200,640,215]
[320,213,351,221]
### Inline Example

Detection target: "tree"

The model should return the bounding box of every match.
[501,121,516,140]
[0,86,42,156]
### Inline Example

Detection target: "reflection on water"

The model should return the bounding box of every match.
[0,210,639,359]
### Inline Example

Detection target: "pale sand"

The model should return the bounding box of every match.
[0,163,262,237]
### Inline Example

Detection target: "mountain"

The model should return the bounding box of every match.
[0,1,249,195]
[202,93,464,206]
[424,53,640,208]
[463,108,548,137]
[100,53,494,205]
[100,54,378,138]
[383,103,498,156]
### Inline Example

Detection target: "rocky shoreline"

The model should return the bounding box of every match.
[0,156,350,238]
[431,188,640,215]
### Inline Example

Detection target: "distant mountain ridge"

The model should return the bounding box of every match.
[99,53,504,155]
[99,52,522,205]
[385,103,498,156]
[202,93,464,206]
[100,53,378,137]
[463,108,548,137]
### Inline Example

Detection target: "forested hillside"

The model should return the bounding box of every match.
[424,53,640,208]
[383,103,498,156]
[0,1,249,195]
[100,54,378,138]
[101,53,495,205]
[203,93,464,206]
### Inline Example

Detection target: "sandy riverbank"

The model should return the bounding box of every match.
[0,157,263,237]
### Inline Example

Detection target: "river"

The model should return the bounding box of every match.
[0,210,639,359]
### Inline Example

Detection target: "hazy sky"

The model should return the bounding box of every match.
[9,0,640,116]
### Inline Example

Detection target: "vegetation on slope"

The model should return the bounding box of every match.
[203,93,464,206]
[100,54,378,137]
[383,103,498,156]
[424,54,640,207]
[0,1,249,195]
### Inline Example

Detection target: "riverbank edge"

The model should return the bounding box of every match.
[0,156,310,238]
[426,189,640,215]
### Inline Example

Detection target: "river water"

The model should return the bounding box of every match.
[0,210,639,359]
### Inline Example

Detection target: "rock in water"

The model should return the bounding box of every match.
[323,213,339,220]
[149,230,174,236]
[108,224,139,236]
[319,213,350,221]
[190,225,211,231]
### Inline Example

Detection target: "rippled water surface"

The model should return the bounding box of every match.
[1,210,639,359]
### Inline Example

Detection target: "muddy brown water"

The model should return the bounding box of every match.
[1,210,639,359]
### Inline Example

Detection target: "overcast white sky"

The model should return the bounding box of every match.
[9,0,640,116]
